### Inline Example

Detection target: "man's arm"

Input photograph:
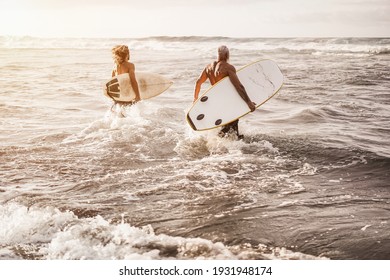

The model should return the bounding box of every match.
[227,66,256,111]
[129,63,141,101]
[193,69,208,102]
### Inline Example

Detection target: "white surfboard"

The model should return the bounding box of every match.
[186,59,283,131]
[104,72,173,103]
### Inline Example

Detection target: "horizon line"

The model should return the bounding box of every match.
[1,35,389,39]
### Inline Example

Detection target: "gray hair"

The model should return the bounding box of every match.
[218,45,229,61]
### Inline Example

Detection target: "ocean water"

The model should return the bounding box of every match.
[0,36,389,260]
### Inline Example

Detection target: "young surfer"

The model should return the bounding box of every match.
[193,45,256,138]
[111,45,141,104]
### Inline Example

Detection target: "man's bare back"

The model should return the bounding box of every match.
[196,60,255,112]
[111,45,141,102]
[205,61,233,85]
[193,46,256,138]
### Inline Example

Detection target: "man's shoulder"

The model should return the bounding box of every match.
[125,62,135,70]
[226,61,235,68]
[223,62,236,73]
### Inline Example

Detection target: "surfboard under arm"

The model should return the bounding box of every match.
[186,59,284,131]
[103,72,173,103]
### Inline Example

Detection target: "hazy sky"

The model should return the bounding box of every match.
[0,0,389,37]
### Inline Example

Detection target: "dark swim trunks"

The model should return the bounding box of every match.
[218,119,244,139]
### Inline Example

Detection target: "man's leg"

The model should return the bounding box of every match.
[219,119,242,138]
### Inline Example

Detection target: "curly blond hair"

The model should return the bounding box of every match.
[112,45,130,65]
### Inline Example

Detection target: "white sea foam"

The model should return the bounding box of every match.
[0,203,325,260]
